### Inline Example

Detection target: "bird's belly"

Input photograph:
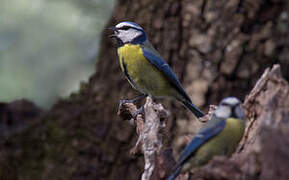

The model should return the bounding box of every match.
[182,118,244,172]
[118,44,175,97]
[127,58,170,96]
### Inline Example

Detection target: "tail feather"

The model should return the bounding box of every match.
[182,100,204,118]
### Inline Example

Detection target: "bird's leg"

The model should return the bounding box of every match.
[132,106,144,120]
[119,94,147,120]
[119,94,147,106]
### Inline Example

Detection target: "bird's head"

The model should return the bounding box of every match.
[214,97,244,119]
[109,21,147,46]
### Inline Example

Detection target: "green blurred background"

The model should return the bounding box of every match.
[0,0,115,108]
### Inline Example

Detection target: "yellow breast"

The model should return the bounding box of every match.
[117,44,145,73]
[117,44,173,96]
[181,118,245,172]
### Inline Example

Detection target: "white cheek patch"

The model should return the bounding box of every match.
[215,106,231,118]
[118,29,142,43]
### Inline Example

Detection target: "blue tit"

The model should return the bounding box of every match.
[168,97,245,180]
[110,21,204,118]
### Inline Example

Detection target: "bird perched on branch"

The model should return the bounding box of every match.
[109,21,204,119]
[167,97,245,180]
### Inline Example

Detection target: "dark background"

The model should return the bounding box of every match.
[0,0,288,179]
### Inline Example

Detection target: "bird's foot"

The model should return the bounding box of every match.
[119,94,147,107]
[119,99,134,107]
[132,106,144,120]
[118,94,147,121]
[126,94,147,103]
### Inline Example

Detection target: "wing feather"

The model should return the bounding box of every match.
[176,117,226,167]
[141,47,192,103]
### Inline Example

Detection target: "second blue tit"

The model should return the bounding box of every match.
[168,97,245,180]
[110,21,204,118]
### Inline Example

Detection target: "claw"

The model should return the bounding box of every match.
[119,99,132,107]
[132,106,144,120]
[119,94,147,107]
[118,94,147,121]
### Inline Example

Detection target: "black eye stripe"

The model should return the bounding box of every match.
[221,102,240,107]
[117,26,131,30]
[120,26,130,30]
[117,26,143,31]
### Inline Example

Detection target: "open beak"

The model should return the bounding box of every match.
[107,26,118,38]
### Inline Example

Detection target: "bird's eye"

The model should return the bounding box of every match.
[220,102,230,106]
[119,26,130,30]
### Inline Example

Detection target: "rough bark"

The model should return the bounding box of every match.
[118,99,217,180]
[100,0,289,154]
[118,97,173,180]
[0,0,289,180]
[189,64,289,180]
[117,64,289,180]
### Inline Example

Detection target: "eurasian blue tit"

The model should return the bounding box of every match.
[168,97,245,180]
[110,21,204,118]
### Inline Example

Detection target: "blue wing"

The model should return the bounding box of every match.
[141,48,192,103]
[168,118,226,180]
[176,118,226,166]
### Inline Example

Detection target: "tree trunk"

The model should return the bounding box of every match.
[0,0,289,180]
